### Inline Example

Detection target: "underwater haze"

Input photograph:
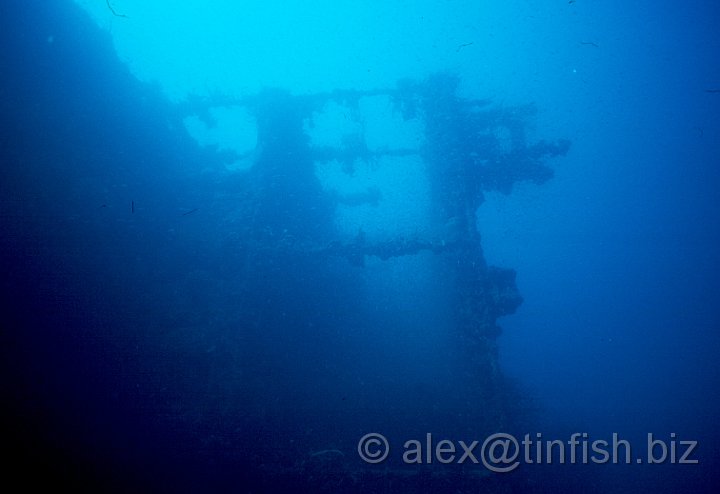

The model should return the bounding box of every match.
[1,0,719,492]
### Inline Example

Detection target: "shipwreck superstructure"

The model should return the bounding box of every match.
[174,73,570,483]
[179,72,568,344]
[1,2,578,491]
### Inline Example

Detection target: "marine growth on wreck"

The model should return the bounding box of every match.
[173,72,569,481]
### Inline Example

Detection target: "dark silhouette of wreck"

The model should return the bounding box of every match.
[0,2,571,490]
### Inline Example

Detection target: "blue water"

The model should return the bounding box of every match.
[1,1,719,492]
